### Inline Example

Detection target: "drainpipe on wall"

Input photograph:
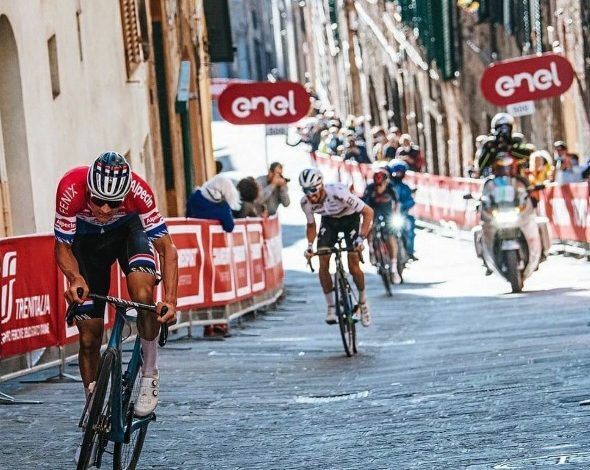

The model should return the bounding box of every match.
[175,60,193,201]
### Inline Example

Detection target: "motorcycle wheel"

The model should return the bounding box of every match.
[504,250,523,293]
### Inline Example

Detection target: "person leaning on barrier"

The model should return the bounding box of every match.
[54,151,178,420]
[186,174,240,337]
[256,162,290,216]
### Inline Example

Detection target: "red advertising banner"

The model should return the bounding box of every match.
[218,81,310,125]
[168,223,205,308]
[247,223,265,293]
[231,225,251,299]
[0,235,59,357]
[480,53,575,106]
[209,225,235,304]
[0,216,284,360]
[314,151,590,244]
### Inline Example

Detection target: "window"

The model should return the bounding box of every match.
[47,34,60,99]
[119,0,142,77]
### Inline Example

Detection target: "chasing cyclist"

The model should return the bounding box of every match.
[54,152,178,418]
[362,167,401,284]
[299,168,374,326]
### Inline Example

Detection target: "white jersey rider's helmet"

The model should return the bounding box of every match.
[299,168,324,190]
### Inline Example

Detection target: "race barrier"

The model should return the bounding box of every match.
[0,216,284,389]
[313,151,590,246]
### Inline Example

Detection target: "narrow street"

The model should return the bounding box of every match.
[3,216,590,468]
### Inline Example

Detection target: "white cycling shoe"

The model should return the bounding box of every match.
[135,373,160,417]
[359,302,371,327]
[325,305,337,325]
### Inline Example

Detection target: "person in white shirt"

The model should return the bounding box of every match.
[299,168,374,326]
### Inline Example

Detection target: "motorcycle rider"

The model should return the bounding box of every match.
[387,159,417,261]
[477,113,535,178]
[362,167,402,284]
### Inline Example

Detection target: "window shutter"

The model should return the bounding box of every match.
[120,0,142,77]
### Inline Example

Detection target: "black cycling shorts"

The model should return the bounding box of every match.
[72,214,157,321]
[317,213,360,250]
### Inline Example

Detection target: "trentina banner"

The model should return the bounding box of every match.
[0,216,284,359]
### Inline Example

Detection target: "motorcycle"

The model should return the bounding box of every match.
[464,176,551,293]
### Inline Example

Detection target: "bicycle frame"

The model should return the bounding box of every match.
[106,306,153,443]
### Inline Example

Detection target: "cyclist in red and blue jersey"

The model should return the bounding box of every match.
[55,151,178,418]
[362,167,401,284]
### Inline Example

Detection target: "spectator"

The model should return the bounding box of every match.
[383,127,401,160]
[553,141,583,184]
[234,177,264,218]
[256,162,291,216]
[528,150,554,185]
[343,136,370,164]
[371,126,388,161]
[396,134,424,172]
[186,174,240,337]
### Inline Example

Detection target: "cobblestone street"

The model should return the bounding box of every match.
[3,225,590,469]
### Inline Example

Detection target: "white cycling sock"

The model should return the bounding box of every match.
[359,289,367,304]
[324,290,335,306]
[140,338,159,377]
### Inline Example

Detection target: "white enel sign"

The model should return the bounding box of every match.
[506,100,535,117]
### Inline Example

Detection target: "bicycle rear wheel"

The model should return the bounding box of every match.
[77,350,115,470]
[335,272,356,357]
[113,365,150,470]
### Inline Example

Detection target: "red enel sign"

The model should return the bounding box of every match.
[480,53,575,106]
[218,81,310,125]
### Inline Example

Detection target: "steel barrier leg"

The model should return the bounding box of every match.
[20,346,81,384]
[0,390,42,405]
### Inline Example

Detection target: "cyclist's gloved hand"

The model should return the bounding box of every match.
[304,244,314,260]
[353,236,365,252]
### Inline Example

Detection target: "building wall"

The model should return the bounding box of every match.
[0,0,152,234]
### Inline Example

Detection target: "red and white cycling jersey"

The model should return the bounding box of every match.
[300,183,365,223]
[54,166,168,244]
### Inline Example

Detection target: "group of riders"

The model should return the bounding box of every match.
[298,111,547,326]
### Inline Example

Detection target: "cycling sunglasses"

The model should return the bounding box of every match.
[303,185,321,195]
[90,196,124,209]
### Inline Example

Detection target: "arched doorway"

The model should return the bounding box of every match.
[0,15,35,235]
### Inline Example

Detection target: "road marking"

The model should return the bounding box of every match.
[295,390,370,404]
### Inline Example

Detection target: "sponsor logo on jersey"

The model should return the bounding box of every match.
[130,180,154,209]
[58,183,78,214]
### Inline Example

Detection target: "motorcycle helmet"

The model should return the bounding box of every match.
[490,113,515,140]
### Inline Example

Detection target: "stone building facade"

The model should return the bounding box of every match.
[0,0,216,236]
[294,0,590,177]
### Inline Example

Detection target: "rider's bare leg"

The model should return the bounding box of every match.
[347,252,366,303]
[76,318,104,392]
[318,253,335,304]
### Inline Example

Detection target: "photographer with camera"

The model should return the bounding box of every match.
[256,161,291,216]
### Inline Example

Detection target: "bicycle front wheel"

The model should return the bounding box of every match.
[113,366,149,470]
[374,239,392,296]
[335,272,356,357]
[77,350,115,470]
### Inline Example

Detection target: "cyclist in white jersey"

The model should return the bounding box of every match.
[299,168,374,326]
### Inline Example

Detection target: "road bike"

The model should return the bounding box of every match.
[371,216,394,296]
[67,290,168,470]
[308,236,362,357]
